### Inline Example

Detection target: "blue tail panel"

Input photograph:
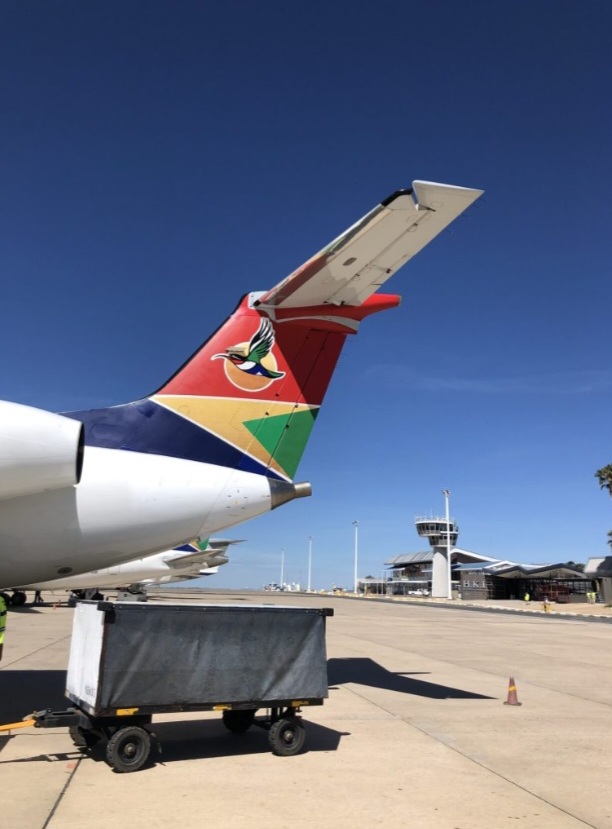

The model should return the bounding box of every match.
[63,400,285,480]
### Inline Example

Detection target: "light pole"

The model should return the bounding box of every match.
[307,536,313,593]
[442,489,452,599]
[353,520,359,594]
[280,546,285,590]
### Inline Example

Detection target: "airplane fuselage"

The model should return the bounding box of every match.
[0,446,272,586]
[20,549,225,592]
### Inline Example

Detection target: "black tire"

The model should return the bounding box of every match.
[222,709,256,733]
[268,718,305,756]
[69,725,87,747]
[11,591,27,606]
[105,725,151,772]
[69,725,100,748]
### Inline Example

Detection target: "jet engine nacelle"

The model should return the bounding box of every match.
[0,401,84,499]
[201,554,229,569]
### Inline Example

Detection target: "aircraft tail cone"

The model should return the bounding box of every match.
[269,479,312,510]
[503,676,522,706]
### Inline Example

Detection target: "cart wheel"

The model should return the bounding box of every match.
[268,718,305,756]
[69,725,100,748]
[222,709,256,733]
[105,725,151,772]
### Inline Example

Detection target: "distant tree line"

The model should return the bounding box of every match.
[562,561,585,572]
[595,464,612,549]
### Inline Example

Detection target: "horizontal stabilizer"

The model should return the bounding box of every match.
[256,181,483,310]
[165,538,243,569]
[165,550,214,569]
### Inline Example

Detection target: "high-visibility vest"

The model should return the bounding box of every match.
[0,596,6,645]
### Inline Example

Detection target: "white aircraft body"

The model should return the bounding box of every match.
[6,539,237,604]
[0,181,482,588]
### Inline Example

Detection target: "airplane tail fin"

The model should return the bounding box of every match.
[150,292,397,480]
[66,181,482,480]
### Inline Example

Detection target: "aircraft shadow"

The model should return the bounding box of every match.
[0,670,68,723]
[327,658,494,699]
[4,604,50,614]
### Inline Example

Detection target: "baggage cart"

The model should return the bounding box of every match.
[7,600,333,772]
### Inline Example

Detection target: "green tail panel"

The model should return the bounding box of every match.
[244,408,319,479]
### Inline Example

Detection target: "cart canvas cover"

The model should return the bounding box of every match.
[66,602,331,715]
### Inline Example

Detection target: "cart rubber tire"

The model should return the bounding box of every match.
[105,725,151,772]
[69,725,100,748]
[268,718,305,756]
[222,709,256,734]
[69,725,86,747]
[68,725,100,748]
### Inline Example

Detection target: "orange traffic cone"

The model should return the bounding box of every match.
[504,676,522,706]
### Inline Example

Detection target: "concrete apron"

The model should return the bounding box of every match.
[1,592,610,829]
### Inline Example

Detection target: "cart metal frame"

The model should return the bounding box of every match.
[27,699,317,771]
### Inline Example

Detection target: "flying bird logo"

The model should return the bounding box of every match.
[212,317,285,391]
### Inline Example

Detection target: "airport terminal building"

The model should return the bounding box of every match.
[359,514,591,602]
[378,550,590,602]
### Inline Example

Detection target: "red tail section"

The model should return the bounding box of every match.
[157,292,400,405]
[152,293,399,480]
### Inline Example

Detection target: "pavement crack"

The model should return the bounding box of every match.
[41,755,82,829]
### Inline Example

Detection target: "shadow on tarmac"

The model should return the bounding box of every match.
[4,604,48,614]
[0,719,350,772]
[0,746,83,764]
[1,716,346,770]
[0,670,68,723]
[0,670,347,767]
[0,716,347,769]
[135,717,346,767]
[327,657,494,699]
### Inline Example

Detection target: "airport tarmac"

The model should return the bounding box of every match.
[2,591,612,829]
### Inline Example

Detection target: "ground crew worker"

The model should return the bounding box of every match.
[523,591,530,606]
[0,594,7,661]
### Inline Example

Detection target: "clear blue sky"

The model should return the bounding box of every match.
[2,1,611,589]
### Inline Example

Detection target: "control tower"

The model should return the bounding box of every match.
[415,516,458,598]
